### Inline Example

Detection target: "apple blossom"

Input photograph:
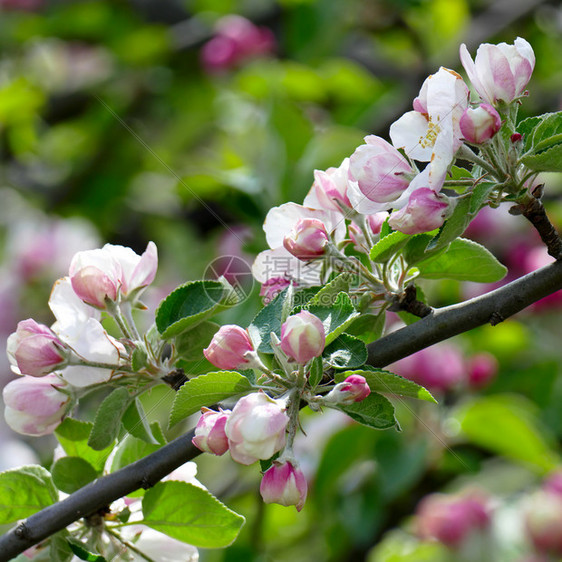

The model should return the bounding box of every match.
[7,319,67,377]
[203,325,255,370]
[260,460,308,511]
[348,135,413,213]
[460,104,502,144]
[460,37,535,105]
[303,158,352,213]
[283,218,329,261]
[280,311,325,364]
[390,67,469,191]
[192,408,230,456]
[388,187,451,235]
[69,242,157,308]
[323,374,371,405]
[3,374,70,436]
[225,392,288,465]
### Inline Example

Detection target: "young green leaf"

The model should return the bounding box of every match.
[55,419,113,473]
[142,481,245,548]
[416,238,507,282]
[339,392,397,430]
[0,465,57,524]
[307,292,360,345]
[345,312,385,344]
[308,356,324,389]
[169,371,253,427]
[122,398,159,444]
[51,457,98,494]
[370,230,411,263]
[323,334,367,369]
[156,280,232,339]
[174,321,219,361]
[309,272,354,306]
[88,387,133,451]
[248,287,289,353]
[335,368,436,403]
[66,538,107,562]
[111,425,166,473]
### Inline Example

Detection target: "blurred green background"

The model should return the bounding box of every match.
[1,0,562,560]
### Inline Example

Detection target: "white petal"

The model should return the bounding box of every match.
[390,111,433,161]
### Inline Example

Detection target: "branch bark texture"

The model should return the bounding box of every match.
[3,261,562,560]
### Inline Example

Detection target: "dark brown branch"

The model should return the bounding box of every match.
[3,261,562,560]
[367,259,562,367]
[387,284,433,318]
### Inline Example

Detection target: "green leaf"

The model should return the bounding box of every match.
[49,531,74,562]
[522,141,562,172]
[51,457,98,494]
[0,465,57,524]
[340,392,397,429]
[416,238,507,282]
[66,538,107,562]
[307,292,360,345]
[169,371,253,427]
[308,356,324,389]
[336,369,437,403]
[248,287,289,353]
[156,280,233,339]
[520,112,562,172]
[142,481,245,548]
[111,423,166,473]
[402,230,443,266]
[518,114,543,150]
[55,419,113,472]
[345,312,385,344]
[469,182,497,215]
[323,334,367,369]
[174,322,220,362]
[131,346,148,371]
[122,398,158,444]
[369,230,411,263]
[454,395,560,473]
[309,272,354,306]
[88,387,133,451]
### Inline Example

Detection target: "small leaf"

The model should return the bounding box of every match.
[131,346,148,371]
[522,142,562,173]
[88,388,133,451]
[335,368,437,403]
[308,356,324,389]
[174,321,220,361]
[345,313,385,344]
[142,481,245,548]
[169,371,253,427]
[66,538,107,562]
[111,423,166,473]
[51,457,98,494]
[122,398,158,444]
[0,465,57,524]
[248,287,289,353]
[340,392,397,429]
[156,280,232,339]
[370,230,411,263]
[307,292,360,345]
[323,334,367,369]
[416,238,507,282]
[309,272,354,306]
[402,230,443,266]
[55,419,113,472]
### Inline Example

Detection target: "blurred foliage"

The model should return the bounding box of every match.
[1,0,562,561]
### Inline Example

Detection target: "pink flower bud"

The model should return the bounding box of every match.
[511,133,523,143]
[192,408,230,456]
[468,352,498,389]
[259,277,292,304]
[525,491,562,556]
[348,135,412,205]
[460,104,501,144]
[388,188,451,235]
[3,374,70,436]
[460,38,535,105]
[280,311,325,364]
[283,218,329,261]
[324,375,371,405]
[225,392,288,465]
[260,460,308,511]
[7,319,66,377]
[543,470,562,498]
[203,325,254,371]
[416,492,491,548]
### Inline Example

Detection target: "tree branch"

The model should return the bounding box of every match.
[3,260,562,560]
[367,259,562,367]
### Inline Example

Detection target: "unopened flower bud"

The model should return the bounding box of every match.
[260,460,308,511]
[324,375,371,405]
[283,218,329,261]
[192,408,230,456]
[511,133,523,143]
[468,352,498,389]
[7,319,67,377]
[460,104,501,144]
[280,311,325,364]
[203,325,255,370]
[225,391,288,465]
[3,374,70,436]
[389,188,451,235]
[525,491,562,556]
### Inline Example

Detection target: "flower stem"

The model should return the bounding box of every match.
[105,527,156,562]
